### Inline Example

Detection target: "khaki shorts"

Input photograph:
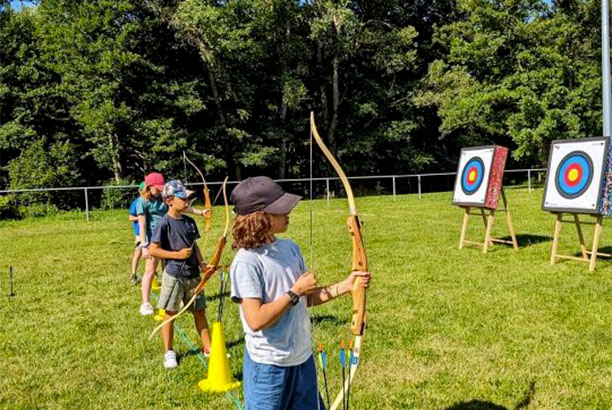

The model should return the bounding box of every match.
[157,270,206,312]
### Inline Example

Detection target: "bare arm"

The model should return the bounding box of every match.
[138,214,147,244]
[149,242,192,260]
[240,296,293,332]
[129,215,138,222]
[307,271,371,307]
[194,243,205,271]
[239,273,317,332]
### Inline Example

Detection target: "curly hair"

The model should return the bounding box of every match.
[232,211,276,250]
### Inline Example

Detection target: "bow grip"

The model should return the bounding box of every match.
[347,215,367,336]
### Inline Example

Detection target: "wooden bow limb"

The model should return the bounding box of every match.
[310,112,368,410]
[149,177,230,340]
[183,151,213,253]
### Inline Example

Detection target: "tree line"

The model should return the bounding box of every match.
[0,0,605,212]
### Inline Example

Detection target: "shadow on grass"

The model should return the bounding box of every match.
[206,291,230,302]
[311,314,343,326]
[227,337,245,350]
[445,401,506,410]
[445,381,535,410]
[498,234,550,248]
[571,245,612,261]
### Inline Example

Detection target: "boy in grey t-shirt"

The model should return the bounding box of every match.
[229,176,371,410]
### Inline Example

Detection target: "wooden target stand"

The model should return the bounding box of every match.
[458,190,518,253]
[550,213,609,271]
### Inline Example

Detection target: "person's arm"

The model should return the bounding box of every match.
[138,214,147,251]
[194,243,205,272]
[186,207,211,217]
[306,270,371,307]
[149,242,192,260]
[239,273,317,332]
[129,215,138,222]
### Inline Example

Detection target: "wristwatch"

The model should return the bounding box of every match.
[287,290,300,306]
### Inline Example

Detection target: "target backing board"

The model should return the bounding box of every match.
[452,145,508,209]
[542,137,609,214]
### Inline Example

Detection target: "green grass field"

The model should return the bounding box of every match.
[2,188,612,409]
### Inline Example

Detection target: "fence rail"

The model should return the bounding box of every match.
[0,168,547,221]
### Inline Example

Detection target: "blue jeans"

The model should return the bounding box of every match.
[243,351,325,410]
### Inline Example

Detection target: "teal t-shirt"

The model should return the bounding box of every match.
[135,197,168,240]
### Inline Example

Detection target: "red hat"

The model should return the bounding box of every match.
[145,172,165,191]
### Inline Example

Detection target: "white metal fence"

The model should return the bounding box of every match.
[0,168,547,221]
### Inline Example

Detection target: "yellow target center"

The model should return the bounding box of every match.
[568,169,579,182]
[468,170,477,183]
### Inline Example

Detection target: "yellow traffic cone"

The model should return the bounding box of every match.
[153,309,165,322]
[198,321,241,393]
[151,276,161,290]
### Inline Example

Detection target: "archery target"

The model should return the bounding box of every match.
[453,147,494,206]
[461,157,485,195]
[555,152,593,199]
[543,138,608,213]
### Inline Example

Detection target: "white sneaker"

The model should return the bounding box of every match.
[164,350,178,369]
[139,302,154,316]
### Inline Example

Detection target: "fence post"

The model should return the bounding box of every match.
[418,175,422,200]
[392,176,396,201]
[326,178,330,207]
[527,169,532,193]
[84,188,90,222]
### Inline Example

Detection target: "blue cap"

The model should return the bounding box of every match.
[162,180,194,199]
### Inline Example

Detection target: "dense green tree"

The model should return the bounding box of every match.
[0,0,608,212]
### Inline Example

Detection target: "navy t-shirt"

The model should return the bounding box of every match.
[151,214,200,279]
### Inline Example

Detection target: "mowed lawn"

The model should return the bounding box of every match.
[2,188,612,410]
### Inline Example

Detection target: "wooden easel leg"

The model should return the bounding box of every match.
[459,207,469,249]
[550,213,562,265]
[480,209,494,247]
[483,210,495,254]
[506,210,519,251]
[589,216,603,272]
[573,214,588,260]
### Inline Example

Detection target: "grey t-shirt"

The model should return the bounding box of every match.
[230,239,312,367]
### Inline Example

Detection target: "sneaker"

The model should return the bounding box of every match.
[202,347,211,358]
[164,350,178,369]
[139,302,154,316]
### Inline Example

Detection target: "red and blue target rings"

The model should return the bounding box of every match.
[554,151,594,199]
[461,157,485,195]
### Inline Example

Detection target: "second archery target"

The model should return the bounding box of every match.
[543,137,610,214]
[453,145,508,209]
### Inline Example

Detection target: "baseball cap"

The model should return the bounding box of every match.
[145,172,165,191]
[162,180,195,199]
[231,176,301,215]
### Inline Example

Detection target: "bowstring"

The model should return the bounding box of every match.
[310,117,323,410]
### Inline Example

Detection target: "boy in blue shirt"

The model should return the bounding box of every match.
[150,180,211,369]
[128,181,145,284]
[229,176,371,410]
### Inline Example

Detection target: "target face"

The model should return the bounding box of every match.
[453,147,495,206]
[555,151,593,199]
[461,157,485,195]
[543,138,609,214]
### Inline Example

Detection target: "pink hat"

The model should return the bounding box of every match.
[145,172,165,191]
